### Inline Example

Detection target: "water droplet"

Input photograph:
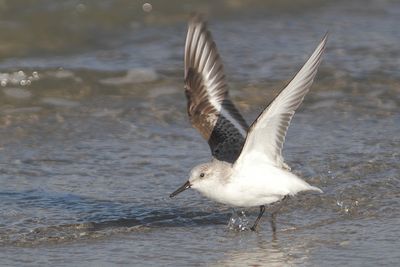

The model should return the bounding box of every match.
[76,3,86,12]
[142,3,152,12]
[228,210,250,231]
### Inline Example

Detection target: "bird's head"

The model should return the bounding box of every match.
[169,160,230,198]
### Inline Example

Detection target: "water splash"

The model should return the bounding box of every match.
[336,197,360,215]
[227,210,250,231]
[0,70,39,87]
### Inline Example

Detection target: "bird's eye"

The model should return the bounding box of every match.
[200,173,205,178]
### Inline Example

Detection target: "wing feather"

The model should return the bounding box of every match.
[234,34,328,169]
[184,15,249,163]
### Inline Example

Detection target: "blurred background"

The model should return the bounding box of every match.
[0,0,399,266]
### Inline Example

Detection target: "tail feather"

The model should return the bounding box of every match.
[308,185,323,193]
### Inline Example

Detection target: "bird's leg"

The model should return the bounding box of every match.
[250,205,265,231]
[270,212,277,233]
[270,195,289,233]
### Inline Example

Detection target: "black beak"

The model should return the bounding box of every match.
[170,181,191,198]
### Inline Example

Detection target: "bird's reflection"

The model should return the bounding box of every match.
[212,231,310,266]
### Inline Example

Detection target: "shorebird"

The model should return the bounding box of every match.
[170,15,327,231]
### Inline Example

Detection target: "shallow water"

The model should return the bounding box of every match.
[0,1,399,266]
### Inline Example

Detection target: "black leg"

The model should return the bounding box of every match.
[270,195,289,233]
[250,205,265,231]
[270,212,277,233]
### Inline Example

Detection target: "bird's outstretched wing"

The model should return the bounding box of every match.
[234,34,328,170]
[184,15,249,163]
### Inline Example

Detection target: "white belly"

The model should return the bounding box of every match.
[199,164,318,207]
